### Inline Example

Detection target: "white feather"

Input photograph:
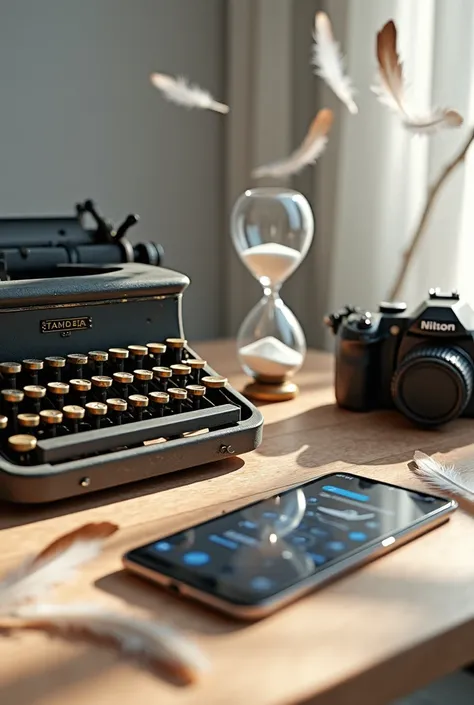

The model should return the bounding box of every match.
[311,12,358,115]
[252,109,333,179]
[5,603,209,683]
[150,73,229,114]
[374,21,463,135]
[413,450,474,501]
[0,522,117,613]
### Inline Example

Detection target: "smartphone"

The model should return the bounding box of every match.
[123,472,456,619]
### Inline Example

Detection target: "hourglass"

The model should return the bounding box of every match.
[231,187,314,401]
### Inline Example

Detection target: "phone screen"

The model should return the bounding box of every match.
[126,473,452,606]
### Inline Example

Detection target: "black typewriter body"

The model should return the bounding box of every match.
[0,202,263,503]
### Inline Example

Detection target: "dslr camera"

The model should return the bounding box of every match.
[325,289,474,427]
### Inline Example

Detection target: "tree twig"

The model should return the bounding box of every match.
[387,127,474,301]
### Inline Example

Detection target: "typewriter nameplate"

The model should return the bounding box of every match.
[40,316,92,334]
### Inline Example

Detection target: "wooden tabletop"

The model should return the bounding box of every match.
[1,339,474,705]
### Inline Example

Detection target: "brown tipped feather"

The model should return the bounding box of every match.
[373,19,463,133]
[36,522,118,563]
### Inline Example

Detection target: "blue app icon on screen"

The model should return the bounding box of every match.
[183,551,211,566]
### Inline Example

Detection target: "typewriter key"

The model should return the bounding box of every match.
[0,362,22,389]
[22,359,44,386]
[170,364,191,388]
[0,415,8,431]
[128,345,148,370]
[128,394,149,422]
[63,405,85,434]
[18,413,40,430]
[85,401,108,430]
[39,409,63,437]
[45,356,66,382]
[108,348,129,373]
[187,359,206,383]
[133,369,153,396]
[186,384,206,410]
[106,398,127,425]
[8,434,37,463]
[146,343,166,364]
[2,389,24,432]
[67,353,88,379]
[23,385,46,414]
[202,375,228,389]
[69,379,92,407]
[113,372,134,400]
[88,350,108,376]
[149,391,169,417]
[152,366,172,392]
[91,376,113,403]
[47,382,70,411]
[166,338,187,364]
[168,387,187,414]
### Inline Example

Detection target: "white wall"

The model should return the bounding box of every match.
[0,0,226,339]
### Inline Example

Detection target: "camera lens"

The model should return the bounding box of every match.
[391,346,474,426]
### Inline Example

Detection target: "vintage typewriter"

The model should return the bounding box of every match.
[0,200,263,504]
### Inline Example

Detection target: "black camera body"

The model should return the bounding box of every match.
[325,289,474,426]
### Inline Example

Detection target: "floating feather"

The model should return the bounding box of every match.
[374,20,463,134]
[0,522,118,612]
[150,73,229,114]
[413,450,474,502]
[311,12,358,115]
[252,109,334,179]
[2,603,209,684]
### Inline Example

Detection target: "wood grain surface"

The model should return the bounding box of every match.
[1,339,474,705]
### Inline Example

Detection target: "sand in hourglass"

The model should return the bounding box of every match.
[239,336,303,377]
[241,242,301,283]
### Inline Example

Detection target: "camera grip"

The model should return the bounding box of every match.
[335,339,376,411]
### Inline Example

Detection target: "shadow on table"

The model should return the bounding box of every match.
[0,456,245,532]
[95,569,246,637]
[255,402,474,470]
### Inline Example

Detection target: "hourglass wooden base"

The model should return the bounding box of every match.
[242,374,299,403]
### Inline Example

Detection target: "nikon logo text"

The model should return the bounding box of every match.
[420,320,456,332]
[40,317,92,334]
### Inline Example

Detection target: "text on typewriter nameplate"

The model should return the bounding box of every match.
[40,317,92,333]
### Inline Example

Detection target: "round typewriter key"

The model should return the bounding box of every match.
[128,394,149,421]
[86,401,107,429]
[0,415,8,430]
[0,361,22,389]
[113,372,134,400]
[133,369,153,395]
[106,397,127,425]
[2,389,24,432]
[108,348,129,373]
[149,391,169,417]
[128,345,148,370]
[45,356,66,382]
[168,387,187,414]
[170,364,191,388]
[88,350,108,376]
[91,375,113,403]
[186,384,206,410]
[152,366,172,392]
[187,358,206,383]
[146,342,166,364]
[69,378,92,407]
[1,389,24,403]
[166,338,187,363]
[39,409,63,437]
[8,433,37,463]
[18,413,40,429]
[23,385,46,414]
[202,375,228,389]
[63,404,85,433]
[47,382,70,411]
[23,359,44,385]
[67,353,88,379]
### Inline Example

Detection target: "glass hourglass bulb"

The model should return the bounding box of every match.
[231,188,314,401]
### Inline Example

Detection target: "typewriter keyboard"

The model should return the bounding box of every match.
[0,339,245,466]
